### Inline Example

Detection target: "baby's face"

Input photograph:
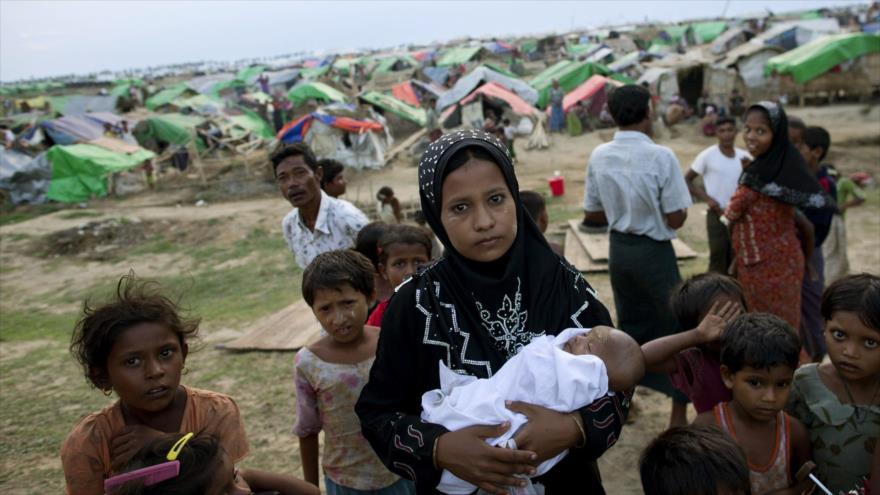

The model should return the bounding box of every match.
[563,327,612,361]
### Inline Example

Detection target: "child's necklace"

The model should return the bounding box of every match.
[838,370,880,421]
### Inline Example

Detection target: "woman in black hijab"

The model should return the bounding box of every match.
[356,130,629,494]
[722,101,832,330]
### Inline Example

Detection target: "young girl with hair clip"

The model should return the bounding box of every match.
[356,130,629,495]
[61,273,249,495]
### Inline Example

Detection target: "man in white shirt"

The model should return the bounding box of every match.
[685,116,749,274]
[581,84,692,427]
[273,143,368,269]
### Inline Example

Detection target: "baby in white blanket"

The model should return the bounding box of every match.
[420,326,645,495]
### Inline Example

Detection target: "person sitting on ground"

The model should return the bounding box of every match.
[520,190,563,257]
[639,424,751,495]
[318,158,347,198]
[105,433,317,495]
[366,224,433,327]
[61,273,250,495]
[694,313,813,495]
[275,143,368,269]
[422,326,644,494]
[376,186,402,224]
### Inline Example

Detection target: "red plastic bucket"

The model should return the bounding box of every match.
[548,176,565,197]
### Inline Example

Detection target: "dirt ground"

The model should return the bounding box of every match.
[0,104,878,493]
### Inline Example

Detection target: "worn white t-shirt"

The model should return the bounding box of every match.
[690,144,750,209]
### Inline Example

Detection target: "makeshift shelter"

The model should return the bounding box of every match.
[757,19,841,51]
[391,80,445,106]
[164,94,226,115]
[236,65,268,84]
[372,55,419,75]
[226,109,276,140]
[767,32,880,100]
[54,95,119,116]
[765,32,880,84]
[187,73,238,95]
[359,91,426,126]
[41,115,107,145]
[637,67,680,105]
[276,112,391,170]
[483,41,515,55]
[262,68,301,91]
[712,27,754,55]
[445,82,544,148]
[133,113,206,150]
[458,82,540,118]
[0,149,50,205]
[145,83,198,110]
[717,42,784,90]
[46,144,155,203]
[691,22,728,44]
[437,46,484,66]
[529,61,611,108]
[286,82,348,107]
[299,65,331,80]
[422,66,451,86]
[553,75,622,115]
[437,66,539,111]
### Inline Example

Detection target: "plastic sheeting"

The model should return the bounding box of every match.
[529,61,610,108]
[765,32,880,84]
[0,149,50,204]
[57,95,119,116]
[286,82,347,107]
[459,82,539,117]
[359,91,427,126]
[437,66,538,111]
[41,115,106,145]
[46,144,155,203]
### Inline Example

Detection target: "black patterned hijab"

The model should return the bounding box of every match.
[740,102,834,210]
[406,129,611,378]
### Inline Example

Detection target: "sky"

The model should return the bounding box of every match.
[0,0,864,82]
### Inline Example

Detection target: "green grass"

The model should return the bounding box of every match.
[0,308,79,342]
[58,210,104,220]
[0,204,62,226]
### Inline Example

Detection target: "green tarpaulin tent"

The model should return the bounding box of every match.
[662,25,692,44]
[520,39,538,54]
[567,43,598,58]
[46,144,155,202]
[373,55,419,74]
[480,63,517,78]
[437,46,483,66]
[530,61,611,108]
[287,82,348,107]
[359,91,426,126]
[145,83,197,110]
[691,22,728,43]
[765,33,880,84]
[237,65,267,83]
[227,109,275,139]
[133,113,206,150]
[206,79,247,98]
[170,94,225,114]
[300,65,331,80]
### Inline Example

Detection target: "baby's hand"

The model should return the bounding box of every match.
[696,300,742,344]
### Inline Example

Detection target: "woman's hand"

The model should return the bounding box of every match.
[507,401,581,463]
[435,423,537,495]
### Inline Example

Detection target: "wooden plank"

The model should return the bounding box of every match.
[566,220,698,261]
[385,128,427,164]
[221,300,322,352]
[564,231,608,273]
[567,219,611,261]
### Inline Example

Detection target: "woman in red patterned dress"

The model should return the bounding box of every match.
[722,102,833,329]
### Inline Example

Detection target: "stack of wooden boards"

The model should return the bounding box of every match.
[221,299,322,352]
[563,219,697,273]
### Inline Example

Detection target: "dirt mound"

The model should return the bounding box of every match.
[36,218,155,260]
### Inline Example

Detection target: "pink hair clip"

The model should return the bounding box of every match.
[103,460,180,492]
[103,432,192,493]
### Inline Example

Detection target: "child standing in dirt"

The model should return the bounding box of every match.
[641,273,745,415]
[366,224,432,327]
[61,273,250,495]
[694,313,812,495]
[376,186,403,224]
[294,250,415,495]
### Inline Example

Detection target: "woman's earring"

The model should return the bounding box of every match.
[182,366,189,375]
[102,387,113,397]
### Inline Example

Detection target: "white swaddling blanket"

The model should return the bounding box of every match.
[420,328,609,495]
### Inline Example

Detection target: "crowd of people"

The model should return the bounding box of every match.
[59,83,877,495]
